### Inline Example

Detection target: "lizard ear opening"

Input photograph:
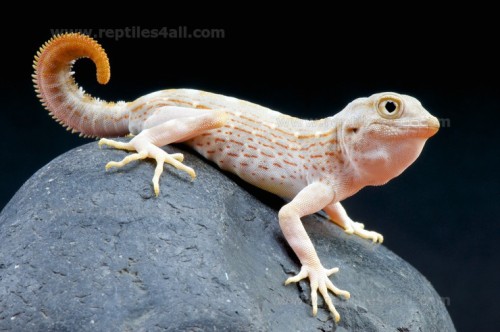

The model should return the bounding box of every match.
[376,95,404,119]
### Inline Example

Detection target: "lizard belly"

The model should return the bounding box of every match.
[186,132,306,199]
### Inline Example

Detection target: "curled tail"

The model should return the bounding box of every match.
[33,33,130,138]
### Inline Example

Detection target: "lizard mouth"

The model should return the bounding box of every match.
[373,116,440,139]
[401,116,440,138]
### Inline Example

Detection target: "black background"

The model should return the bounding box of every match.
[1,16,499,331]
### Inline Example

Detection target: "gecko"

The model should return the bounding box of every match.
[33,33,440,322]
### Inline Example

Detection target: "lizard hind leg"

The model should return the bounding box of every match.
[99,107,227,196]
[98,139,185,163]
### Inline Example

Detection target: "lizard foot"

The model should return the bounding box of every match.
[285,264,350,322]
[98,138,195,196]
[345,221,384,243]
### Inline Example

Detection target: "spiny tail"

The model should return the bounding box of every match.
[33,33,130,138]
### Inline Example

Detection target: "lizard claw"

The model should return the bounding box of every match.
[344,220,383,243]
[99,137,195,196]
[285,264,350,322]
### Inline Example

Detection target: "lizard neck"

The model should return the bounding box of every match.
[300,119,358,199]
[299,115,368,201]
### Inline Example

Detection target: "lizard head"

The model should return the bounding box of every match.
[338,92,439,186]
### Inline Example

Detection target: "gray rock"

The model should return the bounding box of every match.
[0,141,455,332]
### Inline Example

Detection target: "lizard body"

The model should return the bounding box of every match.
[33,33,440,322]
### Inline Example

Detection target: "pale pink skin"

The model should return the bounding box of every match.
[34,33,440,322]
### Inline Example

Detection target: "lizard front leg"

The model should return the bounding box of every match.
[280,182,350,322]
[99,108,227,196]
[324,202,384,243]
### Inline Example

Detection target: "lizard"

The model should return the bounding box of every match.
[33,33,440,322]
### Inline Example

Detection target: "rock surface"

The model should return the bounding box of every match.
[0,142,455,331]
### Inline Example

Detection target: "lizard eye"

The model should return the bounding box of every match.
[377,95,404,119]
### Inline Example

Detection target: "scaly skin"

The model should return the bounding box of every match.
[33,33,440,323]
